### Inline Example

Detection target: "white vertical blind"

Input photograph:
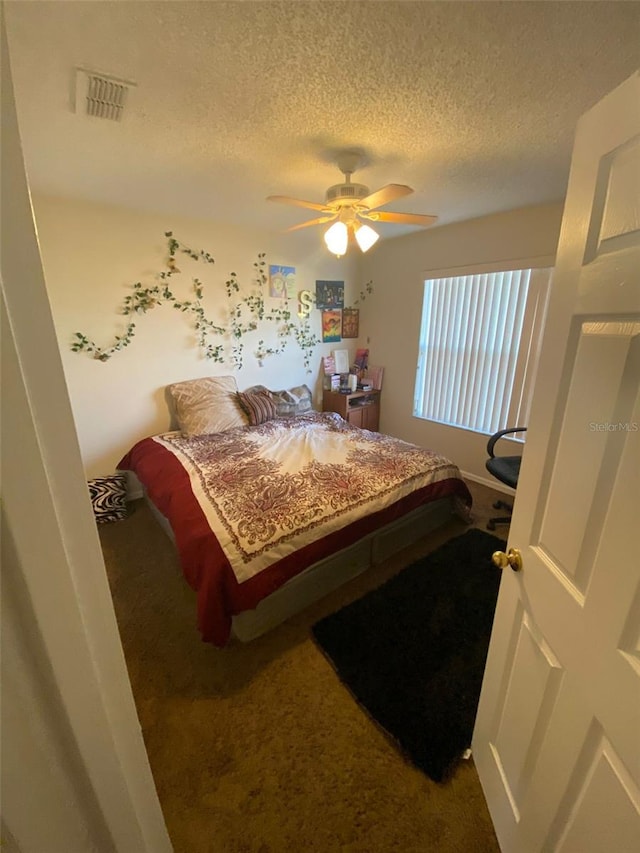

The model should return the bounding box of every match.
[414,269,533,434]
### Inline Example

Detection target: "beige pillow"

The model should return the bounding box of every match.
[169,376,248,437]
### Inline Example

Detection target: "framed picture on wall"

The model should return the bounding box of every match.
[341,308,359,338]
[316,280,344,309]
[322,309,342,342]
[269,265,296,299]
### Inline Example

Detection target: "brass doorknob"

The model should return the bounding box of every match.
[492,548,523,572]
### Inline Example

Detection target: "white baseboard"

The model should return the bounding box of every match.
[460,470,516,497]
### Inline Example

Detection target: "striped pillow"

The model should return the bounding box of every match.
[88,474,128,523]
[237,390,278,426]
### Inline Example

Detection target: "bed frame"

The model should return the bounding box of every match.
[145,493,457,642]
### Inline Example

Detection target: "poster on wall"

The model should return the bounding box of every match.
[322,309,342,342]
[341,308,359,338]
[269,265,296,299]
[315,280,344,309]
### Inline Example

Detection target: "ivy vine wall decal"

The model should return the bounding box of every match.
[71,232,323,371]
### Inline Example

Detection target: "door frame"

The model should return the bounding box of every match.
[1,14,172,851]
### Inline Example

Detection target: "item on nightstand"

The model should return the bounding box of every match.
[330,374,341,391]
[354,348,369,372]
[323,355,336,375]
[334,349,349,374]
[367,366,384,390]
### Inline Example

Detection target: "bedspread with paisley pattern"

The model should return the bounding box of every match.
[119,412,472,645]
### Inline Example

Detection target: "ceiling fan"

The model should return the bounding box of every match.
[266,150,438,257]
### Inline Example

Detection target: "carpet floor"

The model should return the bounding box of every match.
[99,479,507,852]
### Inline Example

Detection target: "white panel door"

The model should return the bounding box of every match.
[473,71,640,853]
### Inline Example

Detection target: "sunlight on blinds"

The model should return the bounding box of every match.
[414,269,532,434]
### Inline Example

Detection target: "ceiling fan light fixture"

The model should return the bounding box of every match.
[324,221,349,257]
[354,222,380,252]
[268,151,437,252]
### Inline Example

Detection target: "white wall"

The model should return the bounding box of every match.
[33,195,564,485]
[32,194,361,477]
[359,202,564,484]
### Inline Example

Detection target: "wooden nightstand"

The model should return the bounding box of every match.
[322,389,380,431]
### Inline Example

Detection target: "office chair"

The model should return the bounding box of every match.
[485,427,527,530]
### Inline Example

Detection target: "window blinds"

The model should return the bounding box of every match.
[414,269,532,434]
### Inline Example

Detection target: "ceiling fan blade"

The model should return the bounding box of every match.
[363,210,438,227]
[359,183,414,210]
[285,214,337,232]
[266,195,328,212]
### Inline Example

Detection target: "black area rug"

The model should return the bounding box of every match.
[312,528,505,783]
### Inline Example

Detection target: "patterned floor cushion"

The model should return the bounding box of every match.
[88,474,128,523]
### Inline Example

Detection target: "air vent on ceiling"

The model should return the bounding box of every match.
[74,68,136,121]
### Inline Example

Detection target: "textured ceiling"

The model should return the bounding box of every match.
[5,1,639,242]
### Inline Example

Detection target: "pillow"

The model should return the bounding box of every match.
[168,376,248,437]
[242,384,272,396]
[271,384,313,417]
[288,384,312,412]
[88,474,128,524]
[237,390,278,426]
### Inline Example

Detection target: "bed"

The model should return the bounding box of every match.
[117,377,472,646]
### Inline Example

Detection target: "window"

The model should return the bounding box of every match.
[413,265,552,435]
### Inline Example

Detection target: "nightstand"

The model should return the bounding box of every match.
[322,389,380,431]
